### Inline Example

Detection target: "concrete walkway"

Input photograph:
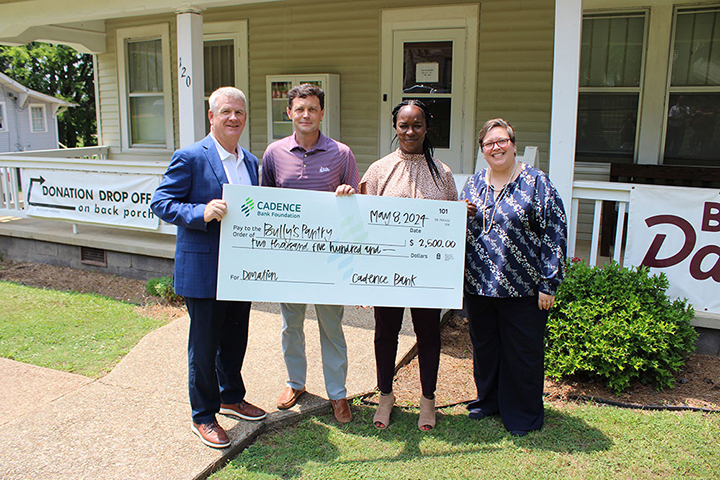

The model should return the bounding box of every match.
[0,303,417,479]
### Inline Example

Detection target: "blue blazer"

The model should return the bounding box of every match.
[151,134,259,298]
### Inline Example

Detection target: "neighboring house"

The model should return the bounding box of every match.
[0,71,75,152]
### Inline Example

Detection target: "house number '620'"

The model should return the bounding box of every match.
[178,58,191,88]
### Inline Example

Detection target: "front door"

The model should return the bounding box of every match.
[389,29,466,173]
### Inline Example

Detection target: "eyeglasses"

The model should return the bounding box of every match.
[481,138,511,151]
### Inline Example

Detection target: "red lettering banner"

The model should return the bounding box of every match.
[626,184,720,314]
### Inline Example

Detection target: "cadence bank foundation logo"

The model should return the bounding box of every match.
[255,199,302,219]
[240,197,255,217]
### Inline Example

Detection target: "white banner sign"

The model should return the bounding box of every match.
[23,169,160,230]
[217,185,466,309]
[625,184,720,314]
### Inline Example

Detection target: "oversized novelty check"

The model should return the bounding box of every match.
[217,185,466,308]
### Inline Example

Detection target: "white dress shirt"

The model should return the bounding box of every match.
[210,134,252,186]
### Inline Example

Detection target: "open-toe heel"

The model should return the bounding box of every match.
[373,392,394,429]
[418,395,436,431]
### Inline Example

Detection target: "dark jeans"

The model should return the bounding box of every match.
[465,294,548,432]
[185,297,251,424]
[374,306,441,398]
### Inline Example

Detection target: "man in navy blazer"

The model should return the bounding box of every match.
[151,87,265,449]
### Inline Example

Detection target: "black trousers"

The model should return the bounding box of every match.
[465,294,548,432]
[185,297,251,424]
[374,306,441,398]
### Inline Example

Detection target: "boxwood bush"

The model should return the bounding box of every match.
[546,260,697,394]
[145,276,181,303]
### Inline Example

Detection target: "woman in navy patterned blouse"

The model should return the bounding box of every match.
[461,118,567,437]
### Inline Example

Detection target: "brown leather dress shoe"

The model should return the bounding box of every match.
[331,398,352,423]
[277,386,306,409]
[191,421,230,449]
[220,400,267,421]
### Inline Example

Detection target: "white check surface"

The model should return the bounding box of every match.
[217,185,466,309]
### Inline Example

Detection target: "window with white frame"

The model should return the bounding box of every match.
[116,24,173,150]
[202,21,249,148]
[576,13,647,163]
[665,8,720,166]
[203,38,236,133]
[29,104,47,132]
[0,102,6,132]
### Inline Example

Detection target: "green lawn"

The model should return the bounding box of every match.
[0,281,168,377]
[3,280,718,479]
[211,401,720,480]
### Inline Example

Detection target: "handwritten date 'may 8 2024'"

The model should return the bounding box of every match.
[369,209,427,227]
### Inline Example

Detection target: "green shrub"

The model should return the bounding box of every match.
[546,260,697,394]
[145,276,181,303]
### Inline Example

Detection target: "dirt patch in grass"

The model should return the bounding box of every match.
[370,314,720,411]
[0,260,186,322]
[3,259,719,411]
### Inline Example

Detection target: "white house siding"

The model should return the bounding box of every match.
[95,52,120,150]
[0,102,12,151]
[96,0,556,174]
[0,132,9,152]
[0,99,60,152]
[31,105,60,150]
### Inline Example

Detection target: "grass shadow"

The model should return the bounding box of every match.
[215,403,612,479]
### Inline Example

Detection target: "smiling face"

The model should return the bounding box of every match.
[209,94,247,151]
[287,95,324,138]
[395,105,427,155]
[481,125,517,172]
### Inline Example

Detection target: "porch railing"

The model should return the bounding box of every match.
[0,148,175,234]
[0,146,110,159]
[1,149,639,253]
[568,180,633,267]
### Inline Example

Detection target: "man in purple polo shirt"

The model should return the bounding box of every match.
[261,83,359,423]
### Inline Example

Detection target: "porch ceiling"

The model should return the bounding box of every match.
[0,0,282,53]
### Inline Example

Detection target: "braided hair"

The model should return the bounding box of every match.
[391,99,443,185]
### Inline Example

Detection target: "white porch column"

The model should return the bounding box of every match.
[636,5,673,165]
[549,0,582,219]
[176,9,205,148]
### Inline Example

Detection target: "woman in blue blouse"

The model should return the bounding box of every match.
[461,118,567,437]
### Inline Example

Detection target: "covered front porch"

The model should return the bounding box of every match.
[1,0,718,346]
[2,147,719,352]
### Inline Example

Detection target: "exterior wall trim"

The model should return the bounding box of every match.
[28,103,47,133]
[203,19,250,150]
[380,4,479,174]
[115,23,175,153]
